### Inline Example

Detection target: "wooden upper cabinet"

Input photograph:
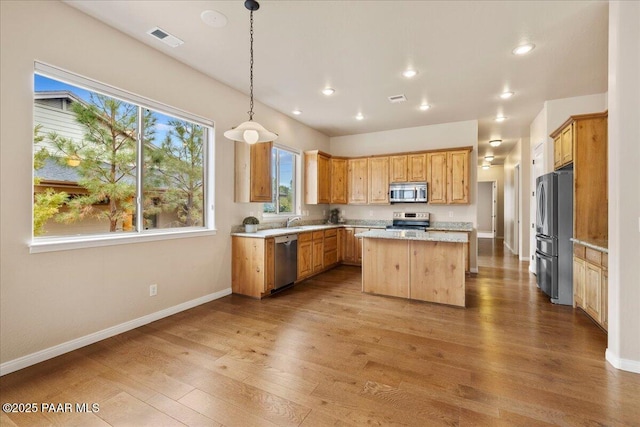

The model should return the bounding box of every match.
[304,151,331,204]
[368,156,390,204]
[427,152,447,204]
[447,150,469,204]
[348,158,368,204]
[235,141,272,203]
[553,135,563,170]
[389,155,408,182]
[407,154,427,182]
[330,157,348,204]
[561,125,573,167]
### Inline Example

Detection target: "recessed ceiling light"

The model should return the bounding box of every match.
[419,103,431,111]
[500,91,514,99]
[485,155,495,161]
[482,165,491,170]
[292,109,302,115]
[402,69,418,78]
[322,88,335,96]
[200,10,228,28]
[495,115,507,122]
[355,113,364,121]
[512,43,535,55]
[489,139,502,147]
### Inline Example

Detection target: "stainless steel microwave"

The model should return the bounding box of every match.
[389,182,428,203]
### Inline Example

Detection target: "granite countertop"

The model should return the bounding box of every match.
[355,229,469,243]
[427,222,473,232]
[570,238,608,253]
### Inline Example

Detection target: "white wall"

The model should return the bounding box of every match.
[0,1,330,369]
[329,120,479,271]
[477,182,493,233]
[606,0,640,374]
[503,138,531,261]
[478,165,505,238]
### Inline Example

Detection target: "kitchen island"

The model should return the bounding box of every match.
[356,229,468,307]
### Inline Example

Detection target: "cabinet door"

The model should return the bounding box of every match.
[318,154,331,204]
[231,237,265,297]
[297,233,313,279]
[368,157,390,204]
[601,270,608,331]
[427,152,447,204]
[250,142,273,202]
[561,125,573,166]
[330,158,348,204]
[584,262,602,323]
[389,155,408,182]
[337,228,344,262]
[362,238,409,298]
[447,150,469,204]
[573,256,585,308]
[354,228,369,265]
[343,228,356,262]
[312,237,324,273]
[348,158,368,204]
[407,154,427,182]
[553,136,563,170]
[264,238,275,292]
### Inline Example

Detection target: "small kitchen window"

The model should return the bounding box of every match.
[31,62,215,252]
[263,145,298,216]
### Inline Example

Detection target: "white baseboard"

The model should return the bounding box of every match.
[606,348,640,374]
[0,288,232,376]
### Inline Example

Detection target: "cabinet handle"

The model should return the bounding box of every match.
[256,267,261,272]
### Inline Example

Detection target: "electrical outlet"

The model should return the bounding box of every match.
[149,284,157,297]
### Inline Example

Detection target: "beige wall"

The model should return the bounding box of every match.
[503,138,531,261]
[329,120,479,271]
[606,0,640,373]
[477,165,505,238]
[0,1,330,367]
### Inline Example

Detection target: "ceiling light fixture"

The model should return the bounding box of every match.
[200,10,228,28]
[292,109,302,115]
[495,115,507,122]
[419,103,431,111]
[482,165,491,170]
[489,139,502,147]
[224,0,277,144]
[512,43,535,55]
[356,113,364,121]
[485,155,495,162]
[402,69,418,78]
[322,87,335,96]
[500,91,514,99]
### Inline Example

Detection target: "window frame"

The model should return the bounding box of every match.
[30,62,216,253]
[262,143,301,219]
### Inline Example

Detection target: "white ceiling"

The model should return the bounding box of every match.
[65,0,608,165]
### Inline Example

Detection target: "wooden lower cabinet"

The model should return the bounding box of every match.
[362,238,409,298]
[342,228,357,264]
[297,232,313,280]
[573,244,607,331]
[312,231,324,273]
[355,227,369,264]
[232,236,275,298]
[323,229,338,267]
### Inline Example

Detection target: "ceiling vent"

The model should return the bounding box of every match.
[147,27,184,48]
[388,94,407,103]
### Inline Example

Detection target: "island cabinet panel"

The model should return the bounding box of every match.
[304,150,331,205]
[235,141,272,203]
[407,153,427,182]
[297,232,313,280]
[410,241,465,307]
[427,152,447,204]
[348,158,368,204]
[231,236,275,298]
[389,155,408,182]
[368,156,390,204]
[330,158,348,204]
[362,238,410,298]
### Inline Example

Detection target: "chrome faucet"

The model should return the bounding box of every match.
[286,216,301,227]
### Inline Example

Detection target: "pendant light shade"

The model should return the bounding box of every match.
[225,0,278,144]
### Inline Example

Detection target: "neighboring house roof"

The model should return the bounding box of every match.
[34,157,80,184]
[35,90,87,106]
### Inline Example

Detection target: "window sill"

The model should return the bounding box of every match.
[29,228,217,254]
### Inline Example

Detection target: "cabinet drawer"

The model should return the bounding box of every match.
[574,245,586,259]
[324,235,337,252]
[312,231,324,240]
[586,248,602,265]
[324,228,337,238]
[298,232,312,243]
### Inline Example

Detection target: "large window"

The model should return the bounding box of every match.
[32,63,213,246]
[263,146,297,215]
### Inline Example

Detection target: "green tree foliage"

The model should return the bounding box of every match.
[147,120,204,227]
[33,124,68,236]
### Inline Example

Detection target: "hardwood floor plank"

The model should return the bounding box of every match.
[95,391,185,426]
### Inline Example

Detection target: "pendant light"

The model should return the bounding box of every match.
[224,0,278,144]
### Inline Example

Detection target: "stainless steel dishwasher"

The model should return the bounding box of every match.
[274,234,298,291]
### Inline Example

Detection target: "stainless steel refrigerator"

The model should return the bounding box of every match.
[535,170,573,305]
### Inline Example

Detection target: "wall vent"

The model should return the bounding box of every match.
[147,27,184,48]
[388,94,407,103]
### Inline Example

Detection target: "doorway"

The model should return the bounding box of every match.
[514,164,520,255]
[477,181,496,238]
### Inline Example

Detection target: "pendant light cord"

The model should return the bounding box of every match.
[248,9,254,121]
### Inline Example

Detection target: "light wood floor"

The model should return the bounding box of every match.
[2,239,639,426]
